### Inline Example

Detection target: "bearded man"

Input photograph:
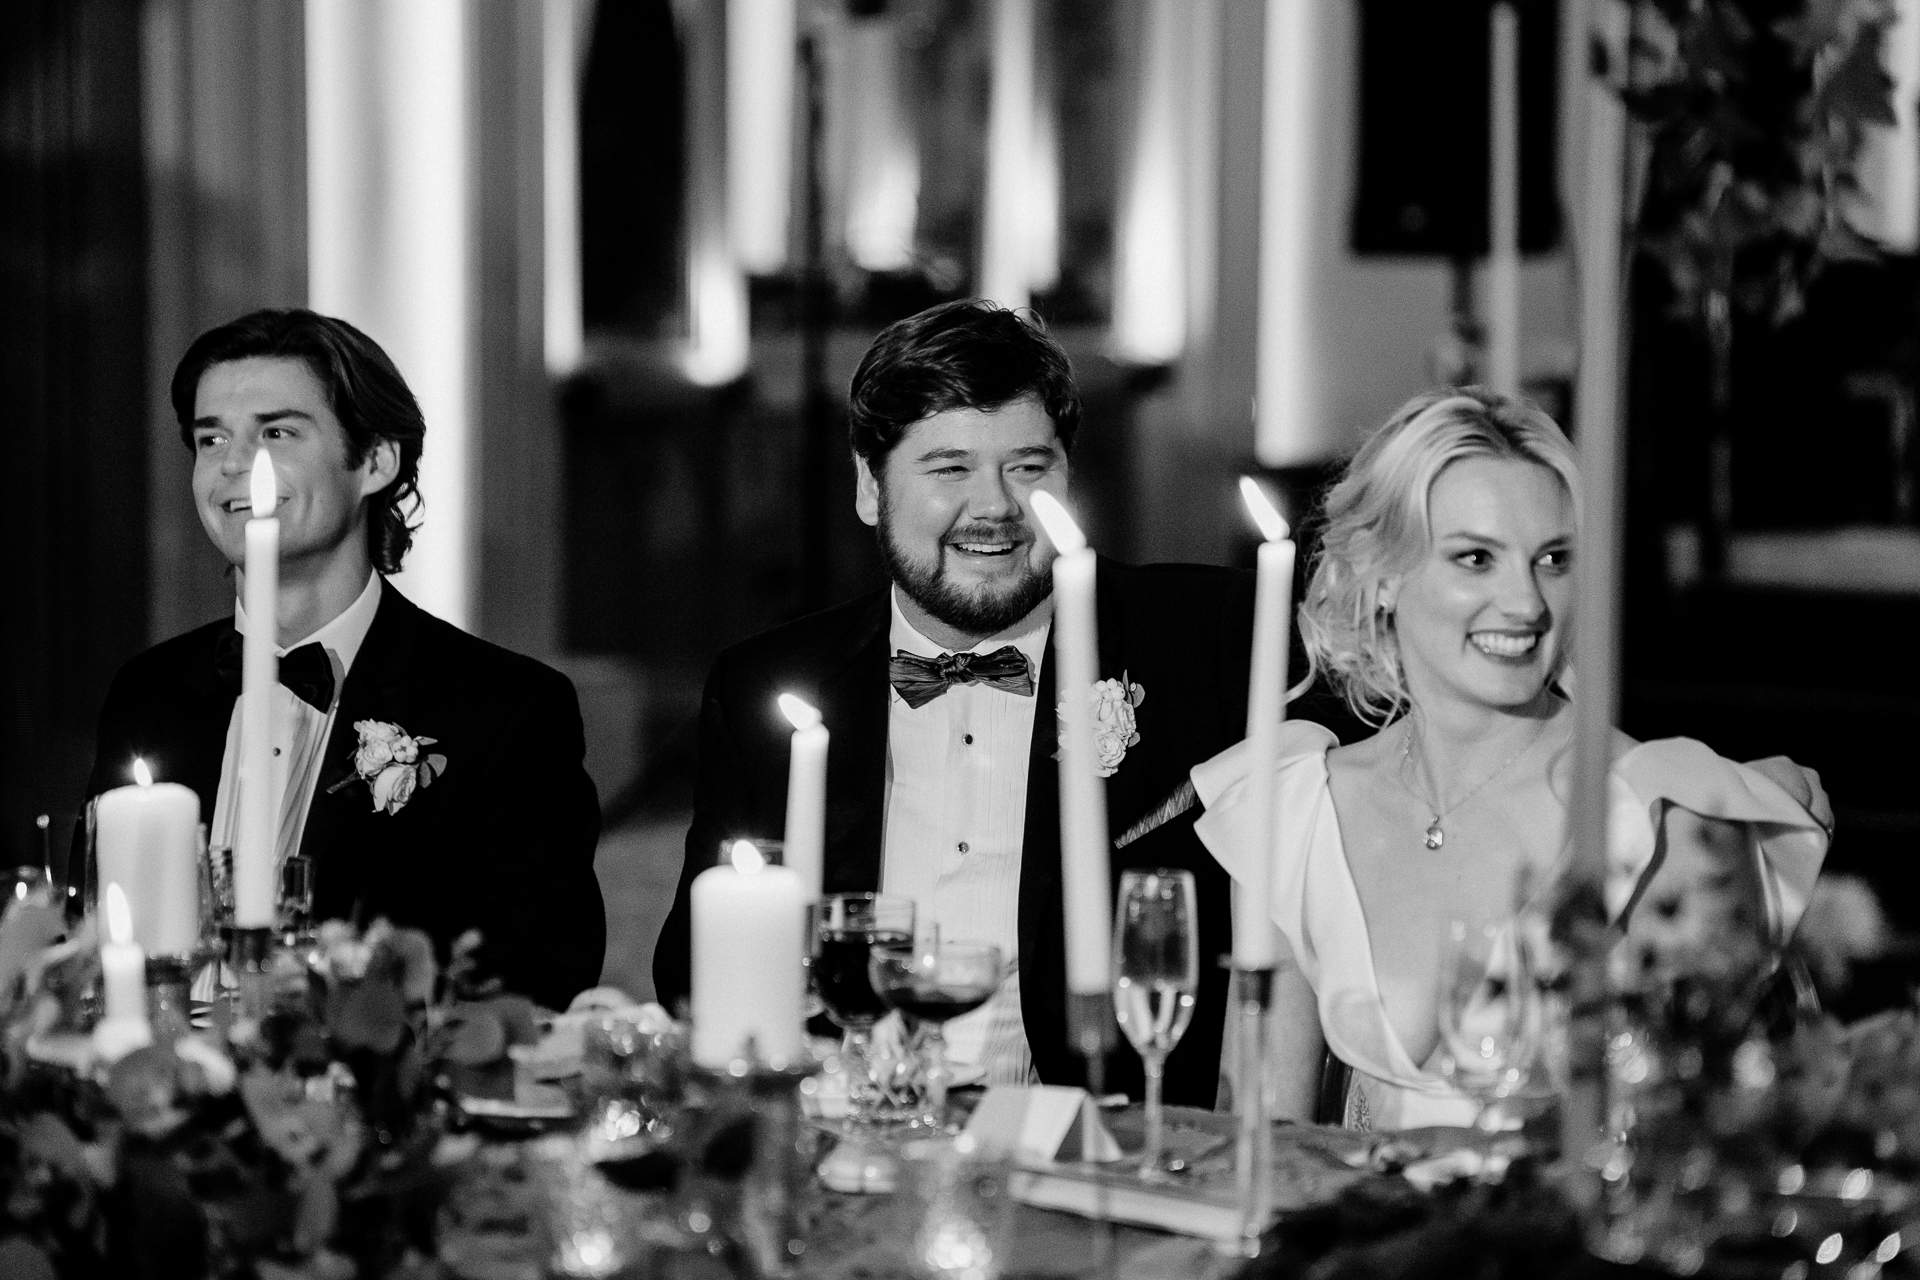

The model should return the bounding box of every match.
[651,300,1262,1103]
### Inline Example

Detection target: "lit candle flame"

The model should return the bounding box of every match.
[777,693,822,732]
[729,839,766,874]
[1029,491,1087,556]
[105,882,134,948]
[132,757,153,788]
[249,450,278,519]
[1239,476,1291,543]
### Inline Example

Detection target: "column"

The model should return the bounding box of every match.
[1111,0,1193,365]
[1255,0,1321,466]
[307,0,474,629]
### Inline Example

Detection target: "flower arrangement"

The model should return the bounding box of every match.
[0,904,532,1279]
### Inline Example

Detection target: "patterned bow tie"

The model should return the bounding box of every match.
[214,630,337,712]
[888,646,1035,709]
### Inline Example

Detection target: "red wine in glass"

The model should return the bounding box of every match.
[815,927,912,1030]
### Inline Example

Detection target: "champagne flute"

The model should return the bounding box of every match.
[870,939,1004,1129]
[1112,869,1198,1179]
[815,893,916,1126]
[1435,917,1538,1132]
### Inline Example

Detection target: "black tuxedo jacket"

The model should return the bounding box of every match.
[654,558,1262,1106]
[83,581,605,1010]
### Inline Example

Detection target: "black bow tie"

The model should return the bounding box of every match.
[214,630,337,712]
[888,646,1035,709]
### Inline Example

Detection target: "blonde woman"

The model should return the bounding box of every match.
[1194,388,1831,1129]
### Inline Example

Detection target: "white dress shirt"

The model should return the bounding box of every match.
[210,571,382,868]
[880,589,1050,1085]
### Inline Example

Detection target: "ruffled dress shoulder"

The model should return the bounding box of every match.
[1189,726,1831,1130]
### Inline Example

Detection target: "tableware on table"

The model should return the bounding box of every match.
[1435,917,1538,1131]
[894,1133,1017,1280]
[1112,868,1198,1178]
[814,892,915,1125]
[870,939,1004,1129]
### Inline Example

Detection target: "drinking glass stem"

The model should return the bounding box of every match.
[842,1026,878,1127]
[1141,1056,1167,1176]
[921,1023,950,1129]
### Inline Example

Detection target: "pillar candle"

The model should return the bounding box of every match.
[1235,478,1295,968]
[234,450,280,929]
[777,694,828,899]
[690,840,806,1066]
[94,759,201,957]
[1487,0,1522,396]
[1030,492,1111,995]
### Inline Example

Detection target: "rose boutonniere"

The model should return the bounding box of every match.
[328,720,446,815]
[1057,672,1145,778]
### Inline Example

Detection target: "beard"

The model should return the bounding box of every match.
[878,493,1053,639]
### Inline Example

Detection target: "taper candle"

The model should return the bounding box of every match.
[1030,491,1111,995]
[235,450,280,929]
[776,693,828,899]
[1235,478,1295,968]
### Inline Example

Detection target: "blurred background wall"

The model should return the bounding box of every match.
[5,0,1918,997]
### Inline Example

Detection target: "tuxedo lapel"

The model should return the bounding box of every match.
[298,582,420,868]
[817,595,890,894]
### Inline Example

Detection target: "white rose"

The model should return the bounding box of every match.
[355,737,395,776]
[1092,730,1126,776]
[370,763,417,814]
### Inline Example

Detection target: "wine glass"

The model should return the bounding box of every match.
[870,939,1004,1129]
[815,893,916,1126]
[1111,868,1198,1179]
[1435,917,1538,1132]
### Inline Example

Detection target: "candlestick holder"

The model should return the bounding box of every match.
[1067,988,1117,1277]
[1231,965,1275,1259]
[679,1046,822,1279]
[227,926,276,1025]
[144,955,194,1044]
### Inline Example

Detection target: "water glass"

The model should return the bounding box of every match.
[1435,917,1538,1130]
[894,1134,1016,1280]
[527,1133,650,1278]
[1112,868,1198,1178]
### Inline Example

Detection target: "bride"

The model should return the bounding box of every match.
[1193,389,1832,1130]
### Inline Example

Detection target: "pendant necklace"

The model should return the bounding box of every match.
[1397,719,1545,851]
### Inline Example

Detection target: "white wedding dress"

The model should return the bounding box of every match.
[1190,721,1831,1130]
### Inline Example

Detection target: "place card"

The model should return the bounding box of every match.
[964,1085,1122,1164]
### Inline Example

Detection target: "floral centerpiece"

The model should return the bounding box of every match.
[0,902,535,1279]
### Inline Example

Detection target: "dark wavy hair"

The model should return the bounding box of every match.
[171,309,426,574]
[847,299,1081,467]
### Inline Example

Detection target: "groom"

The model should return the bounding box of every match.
[654,300,1261,1104]
[83,309,604,1010]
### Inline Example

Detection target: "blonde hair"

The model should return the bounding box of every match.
[1298,388,1581,726]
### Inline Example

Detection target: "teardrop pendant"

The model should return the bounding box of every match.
[1423,822,1444,851]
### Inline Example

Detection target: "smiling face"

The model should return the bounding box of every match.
[1385,456,1575,715]
[855,395,1068,647]
[190,356,398,581]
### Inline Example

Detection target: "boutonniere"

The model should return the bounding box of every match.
[327,719,447,814]
[1057,672,1145,778]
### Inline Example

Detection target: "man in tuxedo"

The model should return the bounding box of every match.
[654,300,1264,1105]
[84,309,603,1010]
